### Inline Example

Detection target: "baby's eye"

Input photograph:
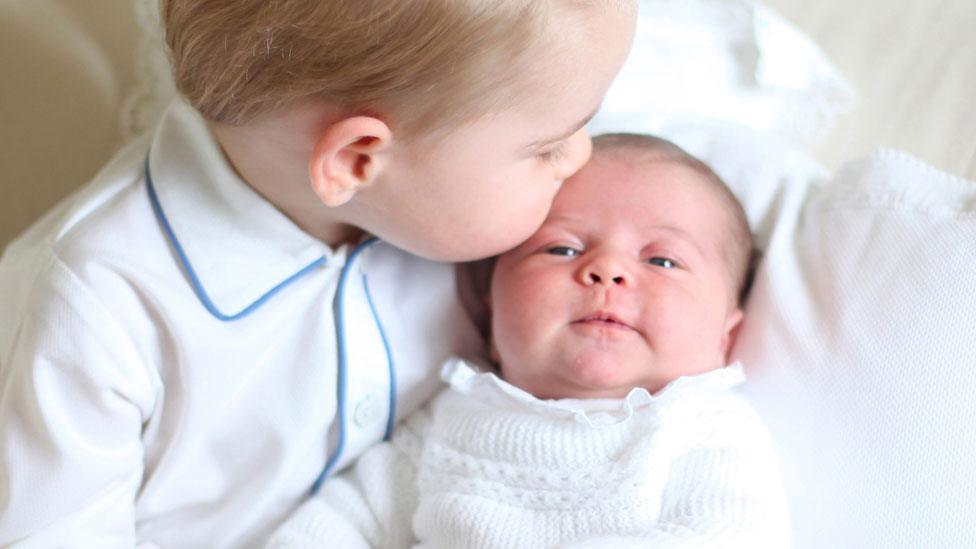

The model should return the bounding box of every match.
[547,246,581,257]
[647,257,678,269]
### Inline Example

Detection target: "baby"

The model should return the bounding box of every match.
[268,134,789,548]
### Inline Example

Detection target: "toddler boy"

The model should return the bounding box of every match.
[0,2,636,546]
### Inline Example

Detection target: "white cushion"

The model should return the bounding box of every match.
[590,0,856,148]
[733,149,976,548]
[763,0,976,180]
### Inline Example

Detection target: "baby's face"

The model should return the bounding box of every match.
[489,155,743,399]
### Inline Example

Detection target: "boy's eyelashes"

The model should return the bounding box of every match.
[536,142,567,163]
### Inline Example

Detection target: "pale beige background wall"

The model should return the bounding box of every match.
[1,0,139,249]
[764,0,976,179]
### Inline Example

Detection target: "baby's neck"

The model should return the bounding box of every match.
[209,114,365,249]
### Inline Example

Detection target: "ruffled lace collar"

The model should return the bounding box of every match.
[441,358,745,428]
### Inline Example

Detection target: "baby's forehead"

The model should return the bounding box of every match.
[575,151,730,213]
[557,169,731,235]
[588,147,704,180]
[569,151,744,250]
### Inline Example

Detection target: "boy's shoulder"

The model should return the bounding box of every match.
[6,134,149,252]
[0,135,152,309]
[0,135,165,381]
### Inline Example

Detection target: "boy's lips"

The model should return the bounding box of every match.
[571,311,638,332]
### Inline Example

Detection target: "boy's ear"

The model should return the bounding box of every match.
[309,116,392,207]
[718,307,744,366]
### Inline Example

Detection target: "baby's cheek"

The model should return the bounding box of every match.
[490,264,565,345]
[498,304,542,348]
[493,299,552,367]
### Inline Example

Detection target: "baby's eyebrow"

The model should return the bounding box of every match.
[526,107,599,150]
[654,225,693,239]
[644,225,706,257]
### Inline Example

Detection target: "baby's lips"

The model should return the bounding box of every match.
[572,310,637,332]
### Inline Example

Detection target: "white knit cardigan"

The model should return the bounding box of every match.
[267,359,790,548]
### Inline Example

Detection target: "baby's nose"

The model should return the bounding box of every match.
[580,258,629,287]
[588,272,625,285]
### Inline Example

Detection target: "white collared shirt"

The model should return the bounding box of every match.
[0,100,482,548]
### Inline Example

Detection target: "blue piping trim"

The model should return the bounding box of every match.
[144,153,397,494]
[310,237,383,495]
[144,155,327,321]
[363,274,397,441]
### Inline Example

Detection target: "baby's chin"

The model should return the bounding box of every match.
[507,353,654,400]
[559,365,645,399]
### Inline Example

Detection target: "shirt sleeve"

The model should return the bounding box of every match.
[0,255,157,547]
[265,409,431,549]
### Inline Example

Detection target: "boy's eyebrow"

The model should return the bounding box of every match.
[527,108,600,150]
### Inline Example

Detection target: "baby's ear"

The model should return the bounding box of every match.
[309,116,391,207]
[455,259,495,340]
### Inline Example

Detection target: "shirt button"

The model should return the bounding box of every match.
[354,394,381,428]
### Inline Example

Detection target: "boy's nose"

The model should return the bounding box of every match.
[553,129,593,181]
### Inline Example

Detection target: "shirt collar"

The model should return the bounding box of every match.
[147,99,343,318]
[441,358,746,428]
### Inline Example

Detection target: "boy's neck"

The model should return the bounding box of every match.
[209,113,366,249]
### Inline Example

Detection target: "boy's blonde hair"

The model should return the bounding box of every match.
[161,0,619,135]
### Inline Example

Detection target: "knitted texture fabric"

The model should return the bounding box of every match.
[268,360,790,548]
